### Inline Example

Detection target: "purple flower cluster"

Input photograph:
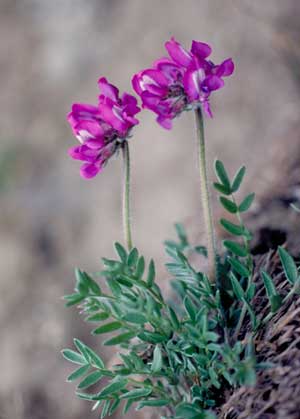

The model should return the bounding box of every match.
[67,78,140,178]
[132,37,234,129]
[67,38,234,177]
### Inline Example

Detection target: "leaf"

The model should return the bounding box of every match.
[77,371,103,389]
[151,345,163,373]
[138,331,167,344]
[229,257,250,277]
[213,182,231,195]
[96,379,128,399]
[147,259,156,287]
[184,296,197,322]
[74,339,105,369]
[120,387,152,400]
[136,399,169,409]
[103,331,136,346]
[175,402,203,418]
[123,399,134,414]
[223,240,248,257]
[85,347,105,369]
[175,223,188,245]
[278,246,298,284]
[262,270,282,312]
[114,242,127,262]
[86,312,110,322]
[73,338,89,359]
[64,293,85,307]
[83,273,101,295]
[220,219,244,236]
[101,400,111,419]
[239,193,255,212]
[231,166,246,192]
[230,272,245,301]
[215,160,231,189]
[109,399,121,415]
[75,268,89,295]
[136,256,145,278]
[127,248,138,266]
[67,364,90,382]
[219,197,237,214]
[106,279,122,297]
[92,321,123,335]
[61,349,87,365]
[76,392,98,401]
[270,295,283,313]
[261,270,277,296]
[122,312,147,324]
[168,306,180,330]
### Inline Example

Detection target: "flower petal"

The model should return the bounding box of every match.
[165,37,192,67]
[156,115,172,129]
[98,77,119,102]
[80,163,102,179]
[99,103,128,134]
[202,75,224,91]
[191,41,212,59]
[215,58,234,77]
[183,66,206,101]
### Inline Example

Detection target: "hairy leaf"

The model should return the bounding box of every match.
[92,322,123,335]
[62,349,87,365]
[219,197,237,214]
[278,246,298,284]
[223,240,248,257]
[215,160,231,189]
[231,166,246,193]
[239,193,255,212]
[78,371,103,389]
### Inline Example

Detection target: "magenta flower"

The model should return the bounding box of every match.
[67,78,140,178]
[132,37,234,129]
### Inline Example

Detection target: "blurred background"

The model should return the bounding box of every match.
[1,0,300,418]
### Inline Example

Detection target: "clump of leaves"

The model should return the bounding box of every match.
[62,161,300,419]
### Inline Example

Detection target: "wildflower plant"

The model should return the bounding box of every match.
[62,38,300,419]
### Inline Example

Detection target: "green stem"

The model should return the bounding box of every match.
[194,107,217,282]
[122,141,133,251]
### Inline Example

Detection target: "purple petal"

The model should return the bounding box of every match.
[156,115,172,129]
[202,75,224,91]
[165,37,192,67]
[183,66,206,101]
[98,77,119,102]
[191,41,212,59]
[215,58,234,77]
[99,103,128,134]
[140,91,161,112]
[85,138,105,149]
[68,145,84,160]
[80,163,102,179]
[154,57,183,82]
[132,73,144,95]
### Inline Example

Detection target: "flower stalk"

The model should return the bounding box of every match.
[194,106,217,282]
[122,141,133,251]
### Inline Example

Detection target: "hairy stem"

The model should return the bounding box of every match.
[122,141,133,251]
[194,107,217,282]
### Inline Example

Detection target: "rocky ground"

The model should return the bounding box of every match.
[1,1,300,418]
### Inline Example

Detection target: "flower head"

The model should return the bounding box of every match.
[132,37,234,128]
[67,78,140,178]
